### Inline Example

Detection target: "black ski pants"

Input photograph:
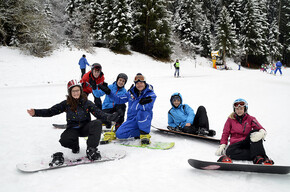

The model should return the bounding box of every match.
[102,104,126,127]
[183,105,209,134]
[226,130,267,161]
[59,120,102,150]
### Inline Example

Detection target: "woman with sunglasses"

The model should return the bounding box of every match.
[98,73,156,145]
[215,98,274,165]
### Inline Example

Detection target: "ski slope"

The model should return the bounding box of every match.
[0,47,290,192]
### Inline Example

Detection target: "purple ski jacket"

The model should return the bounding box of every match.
[220,113,265,145]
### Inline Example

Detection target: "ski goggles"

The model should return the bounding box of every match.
[171,95,181,102]
[134,74,146,83]
[233,101,246,108]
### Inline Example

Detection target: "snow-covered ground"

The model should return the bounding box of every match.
[1,47,290,192]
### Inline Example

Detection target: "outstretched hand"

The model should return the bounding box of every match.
[107,112,119,122]
[98,82,111,95]
[27,109,35,116]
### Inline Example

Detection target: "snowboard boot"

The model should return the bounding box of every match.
[208,130,216,137]
[217,155,232,163]
[253,155,264,164]
[197,128,209,136]
[263,157,274,165]
[86,147,101,161]
[49,152,64,167]
[140,134,151,145]
[167,126,182,132]
[103,131,116,142]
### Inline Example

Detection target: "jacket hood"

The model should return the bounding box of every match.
[170,92,183,108]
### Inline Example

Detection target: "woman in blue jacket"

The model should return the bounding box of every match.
[92,73,128,129]
[98,73,156,144]
[168,92,215,136]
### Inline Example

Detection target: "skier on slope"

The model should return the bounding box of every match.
[81,63,105,109]
[78,54,90,78]
[167,92,216,136]
[27,80,118,164]
[98,73,157,145]
[274,61,283,75]
[173,59,180,78]
[215,98,274,165]
[92,73,128,130]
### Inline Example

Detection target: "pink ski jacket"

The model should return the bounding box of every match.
[220,113,265,145]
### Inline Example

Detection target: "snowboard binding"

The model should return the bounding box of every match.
[49,152,64,167]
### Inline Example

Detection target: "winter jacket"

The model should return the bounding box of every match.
[108,84,156,137]
[92,81,127,110]
[34,99,107,128]
[81,71,105,94]
[276,61,282,68]
[220,113,265,145]
[78,57,90,69]
[168,93,195,128]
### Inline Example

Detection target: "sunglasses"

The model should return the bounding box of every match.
[233,101,246,108]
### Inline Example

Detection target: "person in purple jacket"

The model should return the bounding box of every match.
[215,98,274,165]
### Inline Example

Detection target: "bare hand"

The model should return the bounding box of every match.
[27,109,35,116]
[185,123,191,126]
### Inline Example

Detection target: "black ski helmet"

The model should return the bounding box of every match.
[116,73,128,84]
[91,63,102,72]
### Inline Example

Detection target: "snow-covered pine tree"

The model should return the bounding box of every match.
[131,0,172,60]
[174,0,204,54]
[90,0,105,45]
[107,0,132,53]
[0,0,52,57]
[216,6,237,65]
[199,17,212,57]
[268,19,283,63]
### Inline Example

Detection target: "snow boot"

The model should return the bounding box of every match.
[86,147,101,161]
[72,147,80,154]
[49,152,64,167]
[263,157,274,165]
[253,155,264,164]
[140,134,151,145]
[208,130,216,137]
[217,155,232,163]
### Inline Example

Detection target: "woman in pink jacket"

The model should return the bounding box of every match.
[215,98,274,165]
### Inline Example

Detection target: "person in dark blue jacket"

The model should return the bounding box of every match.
[168,92,215,136]
[78,54,90,77]
[98,73,157,144]
[92,73,128,129]
[274,61,282,75]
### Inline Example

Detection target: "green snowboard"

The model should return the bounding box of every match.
[100,138,175,150]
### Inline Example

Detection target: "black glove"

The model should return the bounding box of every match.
[98,82,111,95]
[139,96,152,105]
[89,77,97,90]
[107,112,119,122]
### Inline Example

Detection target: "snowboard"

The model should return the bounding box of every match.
[188,159,290,174]
[152,125,220,143]
[52,124,112,132]
[100,138,175,150]
[16,149,126,173]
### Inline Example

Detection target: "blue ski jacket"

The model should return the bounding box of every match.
[276,61,282,68]
[108,84,156,138]
[92,81,127,110]
[168,92,195,128]
[78,57,90,69]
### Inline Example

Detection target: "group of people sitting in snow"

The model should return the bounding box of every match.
[26,56,274,166]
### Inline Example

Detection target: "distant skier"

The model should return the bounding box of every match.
[92,73,128,130]
[78,54,90,78]
[173,59,180,77]
[167,92,216,136]
[98,73,157,145]
[27,80,118,163]
[274,61,283,75]
[81,63,105,109]
[215,98,274,165]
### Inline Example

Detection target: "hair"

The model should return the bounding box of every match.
[66,86,87,111]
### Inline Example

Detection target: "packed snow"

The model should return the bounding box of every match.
[0,47,290,192]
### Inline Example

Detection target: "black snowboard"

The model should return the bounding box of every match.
[52,124,67,129]
[152,125,220,143]
[188,159,290,174]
